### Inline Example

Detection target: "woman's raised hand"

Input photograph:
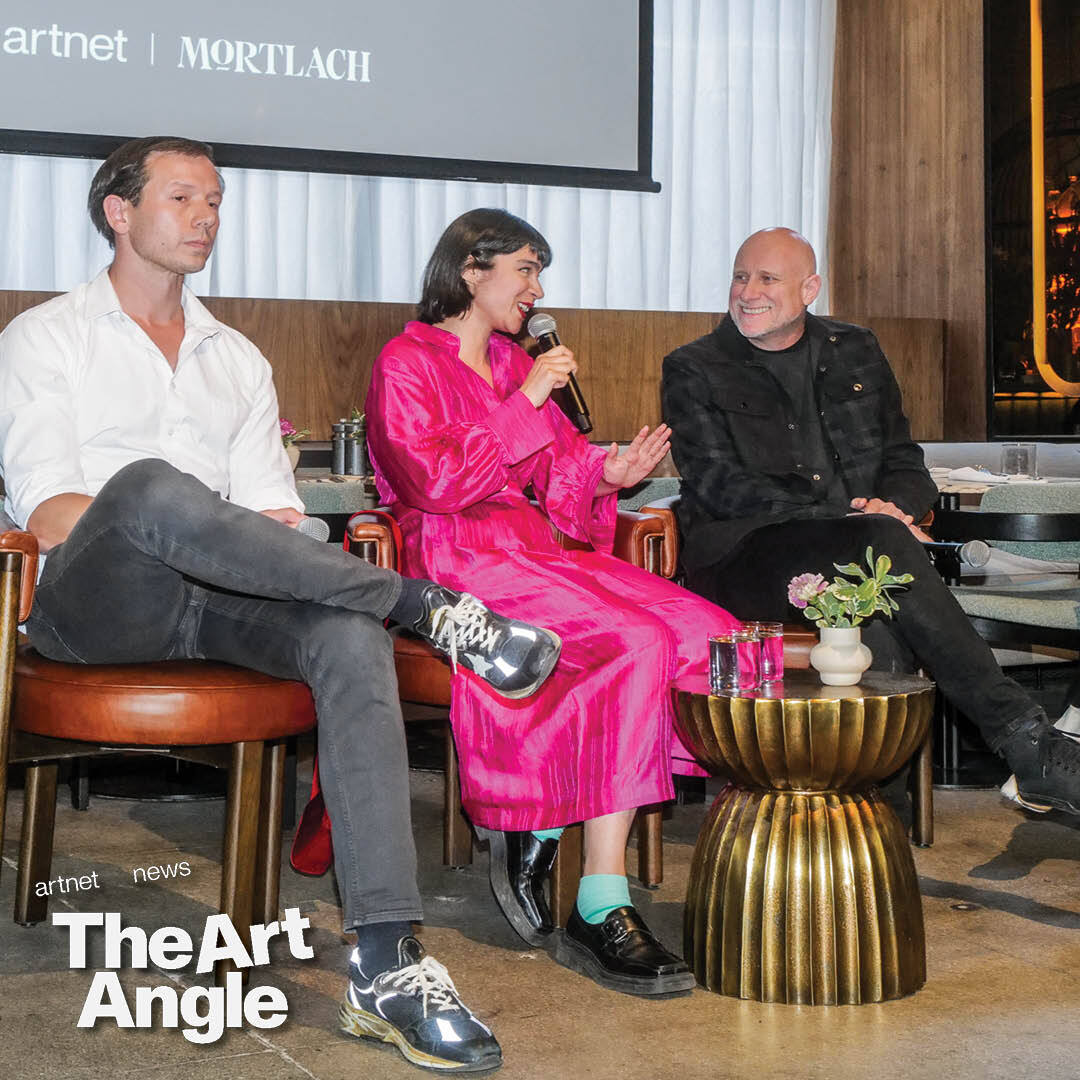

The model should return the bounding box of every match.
[597,424,672,494]
[520,345,577,408]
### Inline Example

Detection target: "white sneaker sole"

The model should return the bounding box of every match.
[1000,774,1053,813]
[338,998,501,1073]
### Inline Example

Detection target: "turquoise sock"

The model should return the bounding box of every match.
[532,827,564,842]
[575,873,632,924]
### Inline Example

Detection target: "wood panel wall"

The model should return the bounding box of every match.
[829,0,985,440]
[0,292,943,443]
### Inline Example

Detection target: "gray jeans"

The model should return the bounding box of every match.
[26,458,421,928]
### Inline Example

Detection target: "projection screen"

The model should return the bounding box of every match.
[0,0,658,191]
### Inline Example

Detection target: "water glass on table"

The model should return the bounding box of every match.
[743,621,784,682]
[1000,442,1037,478]
[709,629,762,693]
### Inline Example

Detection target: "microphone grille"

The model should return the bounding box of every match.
[959,539,992,568]
[526,311,557,339]
[297,516,331,543]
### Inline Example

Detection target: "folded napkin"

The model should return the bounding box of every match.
[945,466,1008,483]
[944,467,1047,484]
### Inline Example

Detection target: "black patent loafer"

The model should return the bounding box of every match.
[476,828,557,946]
[555,905,696,996]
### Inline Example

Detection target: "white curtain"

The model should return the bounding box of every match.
[0,0,836,313]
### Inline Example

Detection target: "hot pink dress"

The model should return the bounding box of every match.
[365,321,739,830]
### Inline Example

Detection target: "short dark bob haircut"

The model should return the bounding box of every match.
[418,208,552,325]
[88,135,220,247]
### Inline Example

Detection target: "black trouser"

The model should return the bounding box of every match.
[689,514,1042,749]
[26,459,420,929]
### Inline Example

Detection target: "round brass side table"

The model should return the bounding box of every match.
[674,671,934,1005]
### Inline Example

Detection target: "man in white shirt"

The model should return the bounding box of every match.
[0,136,561,1074]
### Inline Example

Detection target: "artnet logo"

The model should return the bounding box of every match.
[0,21,372,84]
[54,908,314,1044]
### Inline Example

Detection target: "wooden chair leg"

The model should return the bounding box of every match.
[253,740,286,926]
[68,758,90,811]
[282,736,298,831]
[443,724,473,868]
[550,822,583,928]
[217,740,264,986]
[15,762,58,925]
[636,804,664,887]
[911,728,934,848]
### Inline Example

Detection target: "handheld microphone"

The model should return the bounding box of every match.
[526,311,593,434]
[296,516,331,543]
[923,539,991,579]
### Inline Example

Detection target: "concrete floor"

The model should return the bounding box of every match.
[1,758,1079,1080]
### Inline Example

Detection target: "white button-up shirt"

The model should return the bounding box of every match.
[0,269,303,531]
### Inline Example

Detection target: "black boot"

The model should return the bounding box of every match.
[475,828,557,946]
[555,906,696,996]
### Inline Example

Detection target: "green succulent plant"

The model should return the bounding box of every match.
[795,547,914,629]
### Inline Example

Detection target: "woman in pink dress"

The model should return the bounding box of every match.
[366,209,740,996]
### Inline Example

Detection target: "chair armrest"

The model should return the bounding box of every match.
[932,508,1080,543]
[0,529,38,622]
[638,496,680,579]
[345,510,400,571]
[614,509,677,578]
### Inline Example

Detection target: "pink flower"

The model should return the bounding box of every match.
[280,418,297,438]
[788,572,828,609]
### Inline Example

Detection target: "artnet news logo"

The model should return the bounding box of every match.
[54,908,314,1044]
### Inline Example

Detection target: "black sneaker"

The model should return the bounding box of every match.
[339,937,502,1073]
[1001,721,1080,816]
[412,585,561,699]
[554,905,696,996]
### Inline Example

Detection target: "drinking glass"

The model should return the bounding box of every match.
[744,621,784,681]
[709,629,762,693]
[1000,442,1037,477]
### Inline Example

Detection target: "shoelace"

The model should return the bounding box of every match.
[1042,729,1080,775]
[384,955,462,1018]
[428,594,500,674]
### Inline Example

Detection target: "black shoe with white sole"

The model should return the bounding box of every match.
[412,585,561,700]
[555,906,696,996]
[339,937,502,1073]
[1002,721,1080,816]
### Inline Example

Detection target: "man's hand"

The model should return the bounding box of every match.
[849,496,931,542]
[596,425,672,495]
[260,507,305,527]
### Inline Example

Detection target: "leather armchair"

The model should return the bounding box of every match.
[0,521,316,982]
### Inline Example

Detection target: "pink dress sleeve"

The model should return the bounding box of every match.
[501,344,617,553]
[366,335,555,514]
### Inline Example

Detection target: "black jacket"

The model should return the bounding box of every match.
[661,313,937,573]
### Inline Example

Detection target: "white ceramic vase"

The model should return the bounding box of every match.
[809,626,873,686]
[285,443,301,471]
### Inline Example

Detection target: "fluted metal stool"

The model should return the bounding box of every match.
[674,670,934,1005]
